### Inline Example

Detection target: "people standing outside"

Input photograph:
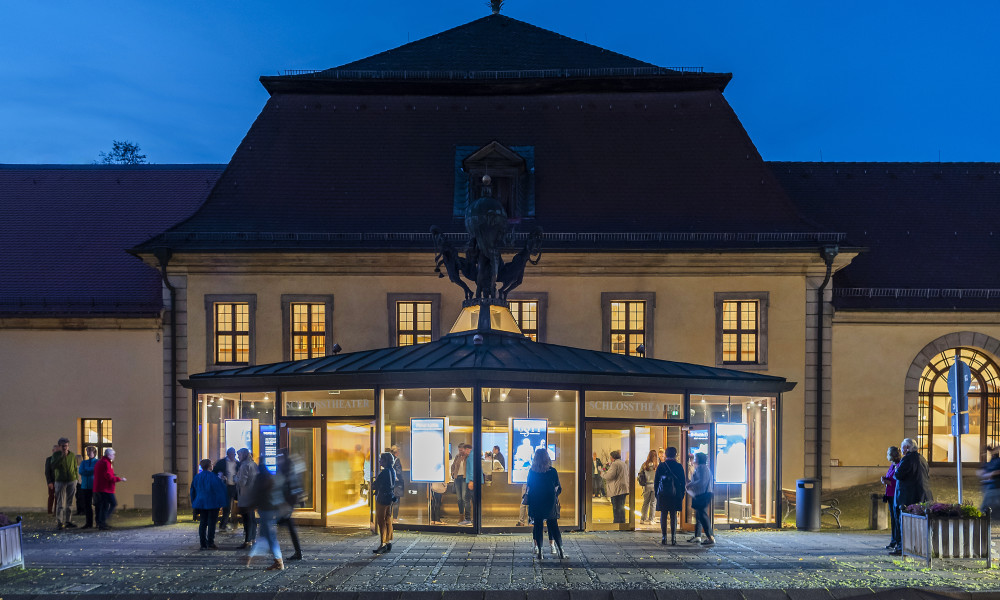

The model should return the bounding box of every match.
[639,449,658,525]
[601,450,629,524]
[51,437,80,530]
[77,446,98,529]
[389,445,405,521]
[235,448,258,549]
[372,451,397,554]
[190,458,227,550]
[94,448,126,530]
[45,444,59,514]
[526,447,563,559]
[686,452,715,545]
[891,437,933,555]
[451,443,469,524]
[212,447,239,531]
[880,446,902,550]
[430,479,447,525]
[655,446,687,545]
[276,453,303,561]
[247,461,283,570]
[979,445,1000,518]
[591,452,606,498]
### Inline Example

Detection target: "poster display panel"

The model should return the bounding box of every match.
[715,423,748,484]
[410,417,448,482]
[225,419,255,455]
[260,424,278,474]
[509,418,548,484]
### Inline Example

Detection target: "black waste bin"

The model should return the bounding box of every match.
[795,478,821,531]
[151,473,177,526]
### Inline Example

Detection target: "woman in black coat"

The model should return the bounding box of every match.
[654,446,687,545]
[525,447,563,560]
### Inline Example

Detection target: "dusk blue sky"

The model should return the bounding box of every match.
[3,1,997,164]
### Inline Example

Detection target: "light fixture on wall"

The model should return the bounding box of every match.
[264,393,270,401]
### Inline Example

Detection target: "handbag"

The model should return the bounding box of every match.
[691,491,712,510]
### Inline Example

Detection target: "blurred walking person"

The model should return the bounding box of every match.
[978,445,1000,519]
[246,462,283,570]
[276,453,303,560]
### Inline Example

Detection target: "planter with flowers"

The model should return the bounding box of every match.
[900,503,990,565]
[0,513,24,571]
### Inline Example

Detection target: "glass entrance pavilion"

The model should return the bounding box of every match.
[185,303,794,532]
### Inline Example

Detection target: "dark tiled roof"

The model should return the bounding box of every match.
[770,162,1000,311]
[136,91,823,253]
[186,330,795,395]
[0,165,224,317]
[261,15,730,96]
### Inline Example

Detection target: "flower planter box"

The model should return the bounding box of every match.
[900,512,991,565]
[0,517,25,571]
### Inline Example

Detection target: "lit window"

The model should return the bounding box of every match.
[291,303,326,360]
[397,301,432,346]
[715,292,768,368]
[81,418,113,457]
[509,300,538,341]
[215,303,250,364]
[610,301,645,356]
[721,300,758,364]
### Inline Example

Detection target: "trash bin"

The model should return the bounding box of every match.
[869,493,888,530]
[795,478,821,531]
[151,473,177,526]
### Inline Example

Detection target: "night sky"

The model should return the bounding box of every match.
[3,1,997,164]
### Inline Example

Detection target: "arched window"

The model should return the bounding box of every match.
[917,347,1000,464]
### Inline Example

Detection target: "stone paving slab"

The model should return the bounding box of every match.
[1,521,999,596]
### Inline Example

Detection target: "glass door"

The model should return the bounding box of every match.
[325,422,373,527]
[284,423,323,525]
[683,424,714,531]
[585,423,633,530]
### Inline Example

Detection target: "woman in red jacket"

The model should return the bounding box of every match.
[94,448,126,530]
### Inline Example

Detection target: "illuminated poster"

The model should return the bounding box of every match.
[509,418,548,484]
[225,419,254,455]
[715,423,748,484]
[260,425,278,474]
[410,417,447,482]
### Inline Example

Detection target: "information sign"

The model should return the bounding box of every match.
[715,423,748,484]
[260,424,278,474]
[509,418,548,484]
[410,417,447,482]
[224,419,254,455]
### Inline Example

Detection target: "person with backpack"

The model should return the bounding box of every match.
[246,462,284,570]
[276,452,303,560]
[190,458,228,550]
[372,451,397,554]
[654,446,687,545]
[638,450,658,525]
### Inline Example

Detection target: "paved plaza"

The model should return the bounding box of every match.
[1,514,999,599]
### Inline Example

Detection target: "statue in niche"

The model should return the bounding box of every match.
[431,175,542,302]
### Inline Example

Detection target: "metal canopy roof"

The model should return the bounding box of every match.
[184,330,795,395]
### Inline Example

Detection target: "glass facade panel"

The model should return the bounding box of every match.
[197,391,275,464]
[287,427,320,514]
[381,388,474,526]
[480,389,578,528]
[284,390,375,417]
[689,394,777,525]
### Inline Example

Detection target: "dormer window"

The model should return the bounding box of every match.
[454,142,535,220]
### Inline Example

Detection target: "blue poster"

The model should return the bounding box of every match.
[510,418,548,484]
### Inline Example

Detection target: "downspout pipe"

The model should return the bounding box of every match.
[153,248,178,476]
[815,245,839,482]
